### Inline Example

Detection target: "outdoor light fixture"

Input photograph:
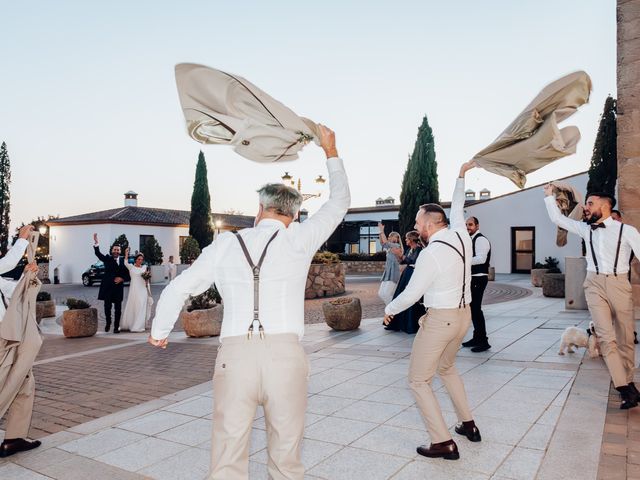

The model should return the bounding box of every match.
[215,219,223,229]
[315,175,326,184]
[281,172,292,182]
[281,171,325,201]
[38,225,47,235]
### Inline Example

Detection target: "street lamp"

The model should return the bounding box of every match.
[281,172,325,201]
[215,219,223,237]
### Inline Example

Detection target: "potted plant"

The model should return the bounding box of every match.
[179,286,223,337]
[531,261,549,287]
[542,257,565,298]
[322,297,362,331]
[62,298,98,338]
[35,291,56,324]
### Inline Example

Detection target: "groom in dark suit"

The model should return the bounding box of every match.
[92,233,130,333]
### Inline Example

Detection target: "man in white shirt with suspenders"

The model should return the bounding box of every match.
[544,186,640,409]
[383,160,481,461]
[149,126,350,479]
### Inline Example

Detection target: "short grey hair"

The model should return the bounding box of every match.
[257,183,303,218]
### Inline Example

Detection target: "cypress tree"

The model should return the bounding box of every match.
[398,116,439,235]
[586,96,617,196]
[112,234,129,252]
[189,151,214,249]
[141,236,163,265]
[0,142,11,255]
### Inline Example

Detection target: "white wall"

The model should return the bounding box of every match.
[49,223,189,283]
[461,173,588,274]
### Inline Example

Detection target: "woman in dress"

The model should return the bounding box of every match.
[384,230,426,333]
[377,222,402,305]
[120,249,150,332]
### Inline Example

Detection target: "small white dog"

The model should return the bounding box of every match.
[558,321,600,358]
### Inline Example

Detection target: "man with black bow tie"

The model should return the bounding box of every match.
[544,186,640,409]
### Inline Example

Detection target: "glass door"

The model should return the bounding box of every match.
[511,227,535,273]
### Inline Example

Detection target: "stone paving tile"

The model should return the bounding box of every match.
[96,436,188,472]
[308,446,410,480]
[332,400,406,424]
[156,418,212,446]
[58,427,146,458]
[392,460,490,480]
[251,438,343,470]
[139,446,210,480]
[304,416,377,445]
[493,446,544,480]
[39,454,146,479]
[351,424,427,458]
[117,411,194,436]
[364,386,416,406]
[0,462,52,480]
[306,394,357,416]
[162,395,213,417]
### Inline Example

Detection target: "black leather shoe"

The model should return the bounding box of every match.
[455,423,482,442]
[617,385,639,410]
[635,331,638,345]
[471,343,491,353]
[629,382,640,402]
[416,440,459,460]
[0,438,42,457]
[113,328,120,334]
[105,321,111,333]
[461,339,478,348]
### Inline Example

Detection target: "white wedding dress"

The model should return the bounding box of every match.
[121,263,152,332]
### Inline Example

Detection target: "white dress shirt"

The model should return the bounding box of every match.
[385,177,472,315]
[471,232,491,277]
[544,196,640,275]
[0,238,29,322]
[151,157,350,341]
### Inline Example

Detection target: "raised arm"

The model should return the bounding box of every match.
[451,160,475,231]
[378,223,388,246]
[150,241,219,342]
[543,184,587,237]
[0,225,32,275]
[298,126,351,255]
[92,233,108,261]
[123,248,133,271]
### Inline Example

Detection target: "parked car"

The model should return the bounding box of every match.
[81,256,142,286]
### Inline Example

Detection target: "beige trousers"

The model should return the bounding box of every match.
[208,333,309,480]
[584,272,635,387]
[4,371,36,438]
[409,307,473,443]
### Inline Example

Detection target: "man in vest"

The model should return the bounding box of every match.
[149,125,350,479]
[383,160,481,461]
[461,217,492,352]
[544,186,640,409]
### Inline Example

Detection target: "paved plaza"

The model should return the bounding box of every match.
[0,275,635,479]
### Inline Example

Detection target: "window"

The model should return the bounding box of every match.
[179,236,189,250]
[511,227,535,273]
[349,243,359,254]
[369,240,377,254]
[139,235,154,251]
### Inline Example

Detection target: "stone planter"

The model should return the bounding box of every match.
[180,304,223,337]
[322,297,362,331]
[305,263,346,299]
[35,300,56,324]
[531,268,549,287]
[488,267,496,281]
[565,257,587,310]
[62,308,98,338]
[542,273,565,298]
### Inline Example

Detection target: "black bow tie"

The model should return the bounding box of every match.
[590,223,606,231]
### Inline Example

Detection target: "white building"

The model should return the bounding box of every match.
[47,192,254,284]
[332,172,588,274]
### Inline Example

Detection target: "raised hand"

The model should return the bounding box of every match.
[18,225,34,239]
[93,233,98,244]
[458,160,477,178]
[317,124,338,159]
[24,262,38,273]
[543,183,554,197]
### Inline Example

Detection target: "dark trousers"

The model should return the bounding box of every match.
[104,300,122,330]
[470,276,489,343]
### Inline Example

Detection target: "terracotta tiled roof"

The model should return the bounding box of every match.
[48,207,254,229]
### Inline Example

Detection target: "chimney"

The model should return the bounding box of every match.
[479,188,491,199]
[465,189,476,200]
[124,191,138,207]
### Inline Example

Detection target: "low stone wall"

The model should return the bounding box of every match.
[342,261,385,275]
[37,263,50,283]
[305,263,346,299]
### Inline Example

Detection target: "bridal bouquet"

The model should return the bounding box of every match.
[141,269,152,282]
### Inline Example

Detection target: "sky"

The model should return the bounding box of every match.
[1,0,616,232]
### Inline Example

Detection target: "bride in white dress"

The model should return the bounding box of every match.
[121,249,152,332]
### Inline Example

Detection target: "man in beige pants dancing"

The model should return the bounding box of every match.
[150,125,350,479]
[384,161,481,460]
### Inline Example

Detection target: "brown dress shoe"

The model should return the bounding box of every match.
[0,438,42,457]
[455,422,482,442]
[416,440,459,460]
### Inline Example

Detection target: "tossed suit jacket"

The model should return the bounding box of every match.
[175,63,320,163]
[94,246,130,302]
[472,71,592,188]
